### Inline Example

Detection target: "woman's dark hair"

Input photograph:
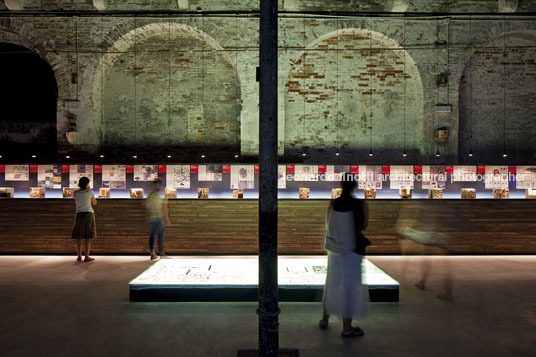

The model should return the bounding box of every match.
[78,176,90,190]
[340,173,357,193]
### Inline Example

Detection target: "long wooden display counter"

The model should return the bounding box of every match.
[0,199,534,254]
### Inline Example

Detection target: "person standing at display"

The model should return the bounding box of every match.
[146,178,171,261]
[72,176,97,262]
[319,173,371,337]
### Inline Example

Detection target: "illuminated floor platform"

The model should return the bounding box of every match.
[129,256,399,302]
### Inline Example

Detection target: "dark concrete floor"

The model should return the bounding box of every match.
[0,255,534,357]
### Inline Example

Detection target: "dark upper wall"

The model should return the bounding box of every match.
[2,0,536,13]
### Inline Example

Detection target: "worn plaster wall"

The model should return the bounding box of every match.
[1,1,536,162]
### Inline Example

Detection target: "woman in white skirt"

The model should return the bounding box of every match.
[319,173,371,337]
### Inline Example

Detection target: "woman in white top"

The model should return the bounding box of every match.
[319,173,370,337]
[72,176,97,262]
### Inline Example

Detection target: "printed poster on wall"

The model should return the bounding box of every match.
[198,165,223,181]
[358,166,382,189]
[230,165,255,189]
[515,166,536,189]
[37,165,61,189]
[278,165,286,189]
[166,165,190,189]
[294,165,318,181]
[422,165,446,189]
[484,166,508,189]
[69,165,93,188]
[389,166,414,189]
[102,165,127,189]
[452,166,477,182]
[5,165,29,181]
[324,165,351,182]
[133,165,158,182]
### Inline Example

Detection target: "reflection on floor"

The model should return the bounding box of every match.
[129,256,399,302]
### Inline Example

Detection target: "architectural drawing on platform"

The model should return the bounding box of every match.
[452,166,477,182]
[390,166,414,189]
[331,188,342,199]
[37,165,61,189]
[299,187,310,199]
[5,165,29,181]
[230,165,254,189]
[130,188,144,199]
[69,165,93,188]
[29,187,45,198]
[294,165,318,181]
[99,188,111,198]
[62,187,75,198]
[102,165,126,189]
[0,187,14,198]
[278,165,286,189]
[198,165,222,181]
[422,165,446,189]
[198,188,209,199]
[461,188,476,199]
[166,165,190,189]
[165,188,177,198]
[516,166,536,189]
[358,166,382,189]
[134,165,158,182]
[484,166,508,189]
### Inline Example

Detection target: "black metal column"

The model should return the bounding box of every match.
[258,0,279,356]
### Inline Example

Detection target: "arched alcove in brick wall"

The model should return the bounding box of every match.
[0,19,70,159]
[458,30,536,163]
[0,42,58,160]
[92,22,242,158]
[284,28,424,161]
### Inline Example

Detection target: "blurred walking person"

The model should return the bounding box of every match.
[397,202,453,301]
[319,173,371,337]
[72,176,97,262]
[146,178,171,261]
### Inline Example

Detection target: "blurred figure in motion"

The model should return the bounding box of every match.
[146,178,171,261]
[319,173,371,337]
[397,202,453,301]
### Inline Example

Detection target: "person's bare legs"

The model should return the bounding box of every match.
[76,239,82,261]
[319,308,329,329]
[415,256,431,290]
[84,239,94,262]
[342,317,364,336]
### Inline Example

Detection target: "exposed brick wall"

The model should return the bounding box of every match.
[0,199,534,254]
[0,3,536,162]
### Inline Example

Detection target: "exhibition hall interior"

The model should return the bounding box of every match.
[0,1,535,356]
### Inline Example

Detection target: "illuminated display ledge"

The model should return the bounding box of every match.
[129,256,399,302]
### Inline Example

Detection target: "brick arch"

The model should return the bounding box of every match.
[0,18,67,100]
[284,27,424,160]
[92,21,242,153]
[458,30,536,163]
